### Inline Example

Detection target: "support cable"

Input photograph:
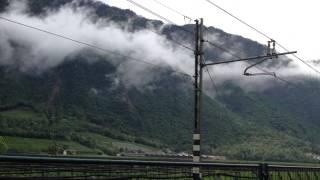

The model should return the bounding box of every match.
[151,0,193,22]
[124,1,306,88]
[123,0,195,51]
[125,0,194,34]
[203,58,220,96]
[0,16,192,78]
[204,0,320,75]
[148,28,194,51]
[204,39,298,87]
[125,0,174,24]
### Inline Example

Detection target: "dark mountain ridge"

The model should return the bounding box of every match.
[0,0,319,162]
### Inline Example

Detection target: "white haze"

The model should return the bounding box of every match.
[0,0,318,95]
[0,1,193,87]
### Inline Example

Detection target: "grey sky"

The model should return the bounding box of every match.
[99,0,320,68]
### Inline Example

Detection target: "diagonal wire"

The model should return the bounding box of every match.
[125,0,194,35]
[119,0,195,51]
[204,0,272,40]
[276,44,320,74]
[125,0,174,24]
[204,0,320,75]
[124,0,314,88]
[150,0,193,22]
[148,28,194,51]
[203,58,220,96]
[204,40,298,87]
[137,0,298,91]
[0,16,192,77]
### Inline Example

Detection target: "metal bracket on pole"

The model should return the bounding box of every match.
[191,18,296,180]
[203,51,297,67]
[243,58,276,77]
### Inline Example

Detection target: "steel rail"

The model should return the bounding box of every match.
[0,155,259,168]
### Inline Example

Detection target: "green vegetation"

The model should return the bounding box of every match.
[3,135,160,156]
[1,0,320,162]
[0,136,7,153]
[4,136,96,154]
[1,57,319,161]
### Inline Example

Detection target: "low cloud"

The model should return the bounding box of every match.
[0,0,193,85]
[0,0,318,95]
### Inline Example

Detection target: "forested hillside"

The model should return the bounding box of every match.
[0,0,320,162]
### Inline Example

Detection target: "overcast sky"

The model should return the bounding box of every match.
[98,0,320,65]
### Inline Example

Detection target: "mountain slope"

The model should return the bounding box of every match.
[0,0,320,162]
[0,52,242,153]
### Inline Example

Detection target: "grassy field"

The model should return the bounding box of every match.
[2,134,160,155]
[3,136,99,154]
[1,109,44,119]
[82,132,159,153]
[0,108,160,155]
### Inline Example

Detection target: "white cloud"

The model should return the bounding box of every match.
[0,0,318,94]
[99,0,320,62]
[0,1,194,87]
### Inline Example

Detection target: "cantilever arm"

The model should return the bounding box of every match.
[243,58,276,77]
[202,51,297,67]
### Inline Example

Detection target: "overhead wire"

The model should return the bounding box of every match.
[204,0,320,75]
[150,0,193,22]
[0,16,192,78]
[204,39,299,87]
[137,0,299,90]
[243,58,276,77]
[202,38,312,123]
[146,0,320,120]
[7,0,297,93]
[124,0,194,35]
[204,0,272,40]
[138,0,292,93]
[136,0,221,95]
[1,1,316,125]
[120,0,195,51]
[18,12,188,153]
[125,0,174,24]
[202,26,221,96]
[203,57,220,96]
[277,44,320,74]
[117,1,320,118]
[203,38,305,118]
[206,34,319,108]
[147,28,194,51]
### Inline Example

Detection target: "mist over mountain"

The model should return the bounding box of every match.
[1,0,320,161]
